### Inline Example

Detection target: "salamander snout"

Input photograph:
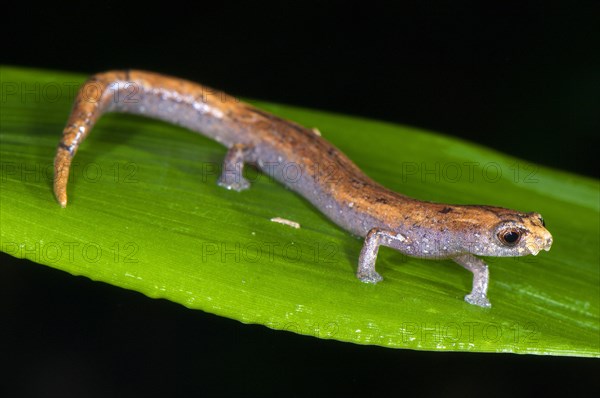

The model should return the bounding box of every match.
[544,235,553,251]
[526,229,553,256]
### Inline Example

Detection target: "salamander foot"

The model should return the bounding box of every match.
[217,175,250,191]
[357,270,383,284]
[464,293,491,308]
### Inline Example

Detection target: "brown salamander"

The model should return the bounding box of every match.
[54,70,553,308]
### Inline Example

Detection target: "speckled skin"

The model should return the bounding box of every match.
[54,70,553,308]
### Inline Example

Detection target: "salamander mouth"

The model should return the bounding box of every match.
[527,243,541,256]
[526,234,553,255]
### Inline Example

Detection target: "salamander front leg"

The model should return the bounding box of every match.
[357,228,409,284]
[452,254,492,308]
[217,143,253,191]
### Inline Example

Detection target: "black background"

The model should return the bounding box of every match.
[2,1,599,397]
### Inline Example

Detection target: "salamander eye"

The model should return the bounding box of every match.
[498,229,522,246]
[538,216,545,227]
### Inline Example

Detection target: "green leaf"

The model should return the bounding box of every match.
[1,66,598,357]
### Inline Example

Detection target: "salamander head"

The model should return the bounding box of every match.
[454,207,553,257]
[446,206,552,257]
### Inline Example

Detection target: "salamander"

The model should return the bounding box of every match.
[53,70,553,308]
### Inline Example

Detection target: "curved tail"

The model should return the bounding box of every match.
[54,71,130,207]
[53,70,240,207]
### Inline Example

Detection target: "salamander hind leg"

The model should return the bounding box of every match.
[357,228,409,284]
[452,254,492,308]
[217,143,253,191]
